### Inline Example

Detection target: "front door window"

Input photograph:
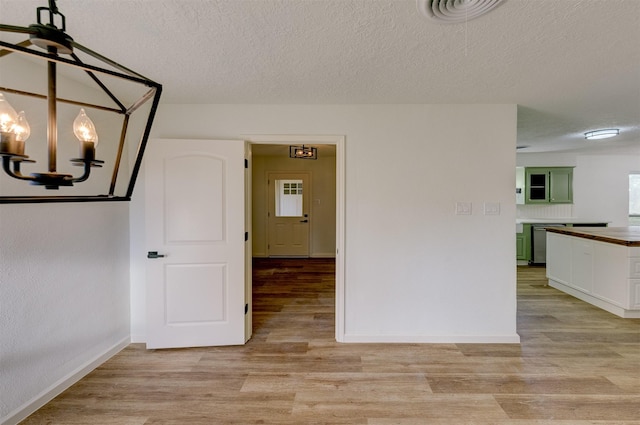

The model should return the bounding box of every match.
[275,179,303,217]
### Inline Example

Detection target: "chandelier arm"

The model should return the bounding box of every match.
[0,85,123,114]
[0,40,155,87]
[109,115,130,196]
[70,40,154,82]
[69,161,92,183]
[69,52,127,113]
[2,157,36,182]
[0,39,32,58]
[127,88,157,114]
[0,24,37,35]
[125,84,162,199]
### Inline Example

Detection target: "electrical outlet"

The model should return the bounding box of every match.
[484,202,500,215]
[455,202,472,215]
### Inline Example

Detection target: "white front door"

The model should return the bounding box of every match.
[267,172,310,257]
[145,139,246,349]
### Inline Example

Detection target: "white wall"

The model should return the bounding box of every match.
[131,104,519,343]
[574,155,640,226]
[0,202,131,424]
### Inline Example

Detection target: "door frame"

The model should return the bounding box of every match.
[244,134,346,342]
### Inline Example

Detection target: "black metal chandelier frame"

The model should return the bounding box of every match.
[289,145,318,160]
[0,0,162,203]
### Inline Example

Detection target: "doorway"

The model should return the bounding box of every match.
[246,135,345,341]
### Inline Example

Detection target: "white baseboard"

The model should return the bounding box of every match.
[341,333,521,344]
[1,336,130,425]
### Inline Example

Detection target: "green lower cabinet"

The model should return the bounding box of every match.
[516,224,531,262]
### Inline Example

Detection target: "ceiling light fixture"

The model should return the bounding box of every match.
[584,129,619,140]
[0,0,162,203]
[289,145,317,160]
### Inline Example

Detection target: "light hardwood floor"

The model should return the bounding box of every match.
[22,260,640,424]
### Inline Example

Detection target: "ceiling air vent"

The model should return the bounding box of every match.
[417,0,506,23]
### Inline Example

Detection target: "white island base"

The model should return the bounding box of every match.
[546,228,640,319]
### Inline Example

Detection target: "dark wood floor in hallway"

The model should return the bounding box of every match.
[22,260,640,424]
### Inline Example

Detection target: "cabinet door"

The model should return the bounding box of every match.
[549,168,573,203]
[571,238,593,293]
[525,168,549,203]
[516,233,527,260]
[516,224,531,261]
[547,232,572,284]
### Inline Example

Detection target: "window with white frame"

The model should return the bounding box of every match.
[630,174,640,225]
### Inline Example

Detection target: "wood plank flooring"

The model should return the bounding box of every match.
[22,260,640,424]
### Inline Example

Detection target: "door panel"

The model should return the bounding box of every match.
[292,223,307,248]
[165,155,224,242]
[145,139,246,349]
[267,172,310,257]
[165,264,225,323]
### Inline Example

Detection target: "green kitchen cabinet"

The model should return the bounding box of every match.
[516,224,531,261]
[525,167,573,204]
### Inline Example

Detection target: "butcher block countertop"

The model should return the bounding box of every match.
[516,218,609,224]
[546,226,640,247]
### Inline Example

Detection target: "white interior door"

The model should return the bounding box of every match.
[145,139,246,349]
[267,172,310,257]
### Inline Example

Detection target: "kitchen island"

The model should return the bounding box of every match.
[546,226,640,318]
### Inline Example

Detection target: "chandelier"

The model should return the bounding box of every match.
[289,145,317,160]
[0,0,161,202]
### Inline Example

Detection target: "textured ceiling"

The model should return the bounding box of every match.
[0,0,638,154]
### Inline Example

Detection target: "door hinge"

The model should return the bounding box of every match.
[245,303,249,314]
[244,159,248,168]
[245,231,249,241]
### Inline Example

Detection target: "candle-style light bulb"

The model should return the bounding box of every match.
[73,108,98,144]
[73,108,99,160]
[13,111,30,155]
[14,111,30,142]
[0,93,20,154]
[0,93,18,133]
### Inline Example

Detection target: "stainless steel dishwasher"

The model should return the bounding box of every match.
[531,224,566,265]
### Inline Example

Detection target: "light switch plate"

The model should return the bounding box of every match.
[484,202,500,215]
[455,202,472,215]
